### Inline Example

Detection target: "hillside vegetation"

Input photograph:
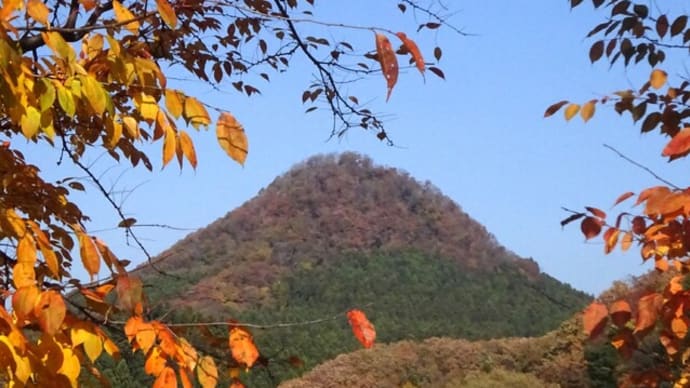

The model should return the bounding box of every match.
[131,153,592,386]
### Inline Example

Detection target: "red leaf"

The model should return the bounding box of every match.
[544,100,568,117]
[585,206,606,219]
[580,217,602,240]
[374,33,398,101]
[347,309,376,348]
[582,302,608,339]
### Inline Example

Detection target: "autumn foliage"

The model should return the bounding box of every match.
[0,0,451,386]
[552,0,690,385]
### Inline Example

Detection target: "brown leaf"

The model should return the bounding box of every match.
[544,100,568,117]
[613,191,635,207]
[395,32,424,75]
[375,33,399,101]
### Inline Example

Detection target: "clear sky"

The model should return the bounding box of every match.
[30,1,690,295]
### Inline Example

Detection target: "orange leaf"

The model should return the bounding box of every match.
[603,227,619,254]
[585,206,606,219]
[27,0,49,25]
[634,292,662,334]
[216,112,248,166]
[12,285,39,324]
[650,68,668,89]
[34,290,66,335]
[672,317,690,339]
[347,309,376,348]
[145,346,167,377]
[153,366,177,388]
[230,378,246,388]
[77,230,101,279]
[610,300,632,327]
[375,33,399,101]
[116,275,143,313]
[663,127,690,158]
[621,231,633,252]
[582,302,608,339]
[228,326,259,369]
[580,217,602,240]
[178,130,197,169]
[156,0,177,28]
[395,32,424,76]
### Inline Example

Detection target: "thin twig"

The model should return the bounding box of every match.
[603,143,680,190]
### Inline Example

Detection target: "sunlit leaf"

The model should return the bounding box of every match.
[34,290,66,335]
[634,292,662,334]
[156,0,177,28]
[178,130,197,169]
[197,355,218,388]
[216,112,248,166]
[112,0,141,34]
[395,32,424,75]
[153,366,177,388]
[580,100,596,122]
[662,127,690,158]
[77,229,101,279]
[650,69,668,89]
[582,302,608,339]
[347,309,376,348]
[610,300,631,327]
[228,326,259,369]
[375,33,399,101]
[564,103,580,121]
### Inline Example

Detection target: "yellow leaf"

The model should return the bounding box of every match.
[136,321,156,354]
[20,106,41,138]
[81,74,107,116]
[564,103,580,121]
[41,32,76,62]
[112,0,140,34]
[0,336,31,384]
[71,326,103,362]
[621,231,633,252]
[27,0,49,25]
[177,337,198,370]
[77,230,101,279]
[103,336,120,359]
[162,120,176,168]
[650,69,668,89]
[197,355,218,388]
[580,100,596,123]
[216,112,248,166]
[178,130,197,169]
[57,84,76,116]
[34,290,66,335]
[136,92,159,122]
[13,262,36,289]
[122,115,139,139]
[58,343,81,386]
[184,96,210,129]
[156,0,177,28]
[165,89,184,119]
[16,235,37,264]
[106,120,122,149]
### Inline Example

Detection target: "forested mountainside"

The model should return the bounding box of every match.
[128,152,591,386]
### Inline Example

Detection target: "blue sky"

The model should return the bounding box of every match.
[31,1,690,295]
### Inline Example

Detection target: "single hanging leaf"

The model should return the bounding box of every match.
[374,33,399,101]
[183,96,210,129]
[650,69,668,89]
[112,0,141,34]
[216,112,248,166]
[347,309,376,348]
[395,32,425,76]
[156,0,177,28]
[77,230,101,279]
[582,302,608,338]
[634,292,662,334]
[613,191,634,207]
[162,122,176,168]
[544,100,568,117]
[580,217,602,240]
[564,103,580,121]
[228,326,259,369]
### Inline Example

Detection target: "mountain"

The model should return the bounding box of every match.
[132,152,591,385]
